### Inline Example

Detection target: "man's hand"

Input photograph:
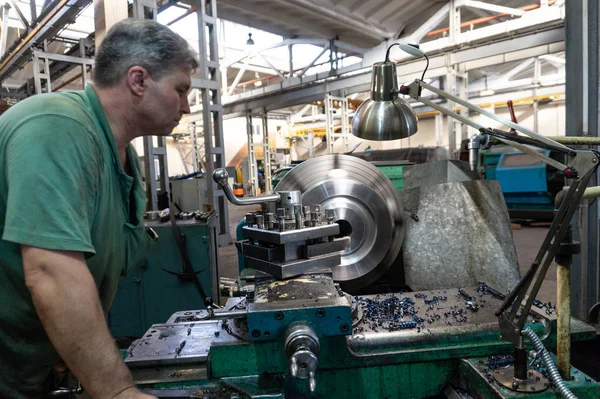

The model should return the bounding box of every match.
[22,246,150,399]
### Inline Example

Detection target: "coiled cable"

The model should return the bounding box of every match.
[522,327,577,399]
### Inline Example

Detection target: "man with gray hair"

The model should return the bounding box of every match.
[0,19,198,398]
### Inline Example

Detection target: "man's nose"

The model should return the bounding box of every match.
[182,98,191,114]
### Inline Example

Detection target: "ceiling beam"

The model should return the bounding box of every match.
[219,0,337,40]
[271,0,393,40]
[457,0,526,17]
[223,27,565,116]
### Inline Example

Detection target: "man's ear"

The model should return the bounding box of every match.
[126,66,151,96]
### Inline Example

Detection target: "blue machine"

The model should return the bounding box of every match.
[495,150,553,209]
[482,148,562,218]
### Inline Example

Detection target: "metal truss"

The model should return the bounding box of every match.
[223,27,565,117]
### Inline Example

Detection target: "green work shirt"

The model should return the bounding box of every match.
[0,85,155,398]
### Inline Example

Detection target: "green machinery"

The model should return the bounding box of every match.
[120,163,600,399]
[124,280,599,398]
[109,215,219,338]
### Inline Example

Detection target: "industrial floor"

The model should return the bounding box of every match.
[218,204,557,303]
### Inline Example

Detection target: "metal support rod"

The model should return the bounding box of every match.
[505,171,594,332]
[419,96,569,171]
[227,56,251,96]
[262,111,272,194]
[582,186,600,200]
[258,53,286,79]
[209,309,247,320]
[288,44,293,77]
[9,0,29,30]
[556,259,571,379]
[0,3,10,57]
[549,136,600,145]
[29,0,37,24]
[533,57,541,132]
[514,345,528,380]
[299,46,328,77]
[417,80,572,152]
[246,110,258,196]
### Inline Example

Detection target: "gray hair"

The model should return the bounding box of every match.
[93,19,199,87]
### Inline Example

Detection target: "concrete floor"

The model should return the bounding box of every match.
[218,205,556,303]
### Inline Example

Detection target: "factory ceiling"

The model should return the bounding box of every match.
[177,0,546,50]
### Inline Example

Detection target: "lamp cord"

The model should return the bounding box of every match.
[384,43,430,82]
[421,53,429,82]
[384,43,400,62]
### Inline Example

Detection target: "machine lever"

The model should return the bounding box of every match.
[213,168,280,206]
[507,100,517,134]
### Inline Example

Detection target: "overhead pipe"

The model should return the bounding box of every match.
[425,0,558,38]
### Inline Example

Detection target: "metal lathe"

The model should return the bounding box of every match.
[122,153,600,399]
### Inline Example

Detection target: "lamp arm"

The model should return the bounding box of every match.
[405,79,573,153]
[406,81,569,172]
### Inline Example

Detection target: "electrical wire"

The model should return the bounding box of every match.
[384,43,430,82]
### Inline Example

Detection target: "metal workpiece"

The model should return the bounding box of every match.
[285,323,320,392]
[399,165,520,292]
[276,155,405,292]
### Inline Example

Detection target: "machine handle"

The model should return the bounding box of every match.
[507,100,517,135]
[213,168,280,206]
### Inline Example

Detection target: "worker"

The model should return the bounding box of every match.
[0,19,197,398]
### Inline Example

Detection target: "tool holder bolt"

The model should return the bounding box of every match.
[325,209,335,224]
[255,214,264,230]
[245,213,255,226]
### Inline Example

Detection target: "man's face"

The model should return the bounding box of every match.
[142,65,192,136]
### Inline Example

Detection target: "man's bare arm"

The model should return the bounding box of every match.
[22,246,155,399]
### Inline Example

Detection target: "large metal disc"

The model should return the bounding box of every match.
[275,155,405,291]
